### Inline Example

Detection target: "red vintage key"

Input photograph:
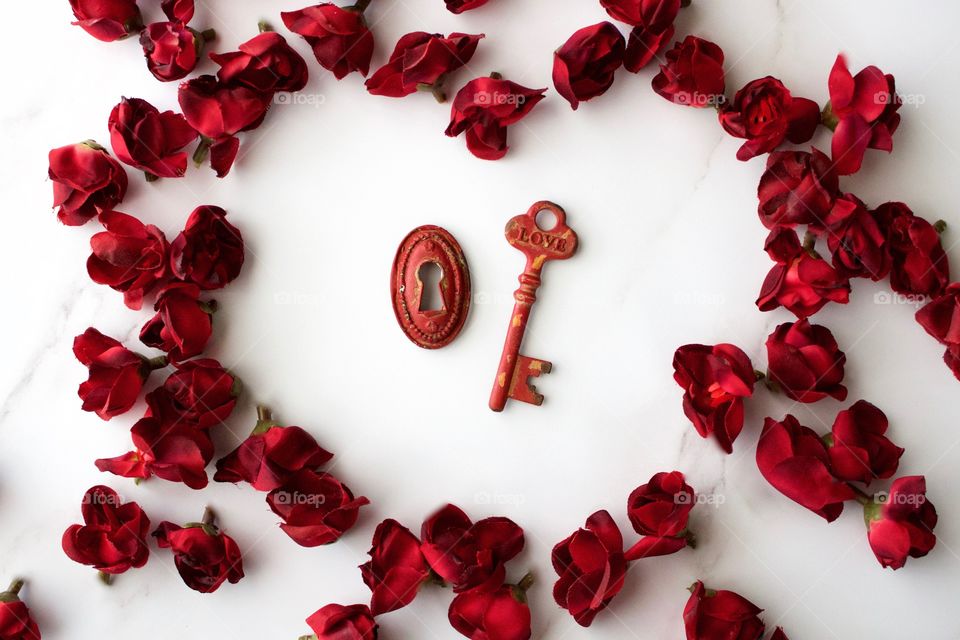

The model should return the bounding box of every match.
[489,201,578,412]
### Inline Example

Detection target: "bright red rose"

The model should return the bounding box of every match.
[267,470,369,547]
[446,77,547,160]
[420,504,524,593]
[827,55,901,175]
[281,4,374,79]
[49,141,127,226]
[139,282,214,362]
[108,97,198,179]
[445,0,492,13]
[306,604,378,640]
[449,584,532,640]
[825,194,890,281]
[625,471,695,560]
[552,510,625,627]
[874,202,950,297]
[366,32,483,99]
[651,36,725,108]
[757,148,838,230]
[765,319,847,403]
[827,400,903,485]
[0,583,41,640]
[95,416,214,489]
[70,0,142,42]
[146,358,238,429]
[719,76,820,161]
[169,205,244,290]
[553,22,625,111]
[683,581,765,640]
[865,476,937,570]
[211,32,309,94]
[215,423,333,491]
[62,486,150,575]
[154,518,244,593]
[756,227,850,318]
[623,24,674,72]
[86,210,169,310]
[360,519,429,616]
[140,22,209,82]
[602,0,679,29]
[672,343,755,453]
[73,328,159,420]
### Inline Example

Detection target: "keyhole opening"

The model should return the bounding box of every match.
[536,208,558,231]
[418,261,445,312]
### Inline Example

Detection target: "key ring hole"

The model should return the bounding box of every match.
[535,208,559,232]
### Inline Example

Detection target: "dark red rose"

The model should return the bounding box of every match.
[73,328,158,420]
[62,486,150,575]
[267,470,369,547]
[215,423,332,491]
[449,584,532,640]
[360,519,429,616]
[756,227,850,318]
[827,55,901,175]
[169,205,244,290]
[683,581,765,640]
[757,148,838,230]
[366,32,483,99]
[146,358,238,429]
[445,0,492,13]
[553,22,625,111]
[874,202,950,297]
[108,97,198,179]
[672,343,755,453]
[0,584,40,640]
[827,400,903,485]
[70,0,142,42]
[552,510,625,627]
[49,141,127,226]
[602,0,679,29]
[420,504,524,593]
[86,210,169,310]
[825,193,890,281]
[623,24,674,72]
[625,471,695,560]
[865,476,937,570]
[719,76,820,161]
[917,283,960,379]
[306,604,378,640]
[140,22,209,82]
[651,36,725,107]
[765,319,847,403]
[95,416,214,489]
[153,519,244,593]
[446,77,547,160]
[211,32,309,94]
[139,282,214,362]
[161,0,194,23]
[281,4,374,79]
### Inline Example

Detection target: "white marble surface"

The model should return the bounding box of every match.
[2,0,960,638]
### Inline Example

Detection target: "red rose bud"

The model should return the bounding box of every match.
[95,416,214,489]
[139,282,214,362]
[360,519,429,616]
[553,23,625,111]
[446,0,492,13]
[672,343,755,453]
[267,470,369,547]
[826,55,901,175]
[552,510,625,627]
[865,476,937,570]
[420,504,524,593]
[62,486,150,576]
[306,604,378,640]
[826,400,903,485]
[757,415,855,522]
[449,581,533,640]
[366,32,483,100]
[281,4,374,79]
[86,211,169,310]
[211,32,309,94]
[757,148,838,230]
[624,471,695,560]
[683,581,765,640]
[756,227,850,318]
[153,511,244,593]
[73,328,163,420]
[169,205,244,290]
[875,202,950,297]
[765,319,846,403]
[651,36,725,107]
[70,0,142,42]
[147,358,239,429]
[719,76,820,161]
[141,21,215,83]
[0,580,41,640]
[108,97,198,179]
[161,0,194,23]
[916,282,960,344]
[446,76,547,160]
[602,0,679,29]
[825,194,890,281]
[623,23,673,73]
[49,141,127,226]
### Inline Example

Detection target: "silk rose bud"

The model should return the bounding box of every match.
[140,21,214,82]
[553,510,626,626]
[611,0,681,72]
[446,76,547,160]
[875,202,950,298]
[757,148,838,230]
[0,580,41,640]
[139,282,215,362]
[553,22,625,110]
[826,400,903,485]
[211,32,309,94]
[449,581,533,640]
[282,4,374,79]
[86,211,169,310]
[825,194,890,281]
[625,471,696,560]
[154,510,244,593]
[366,32,483,100]
[360,519,429,615]
[720,77,820,161]
[305,604,378,640]
[108,97,198,180]
[70,0,142,42]
[683,581,766,640]
[765,319,847,403]
[652,36,725,108]
[268,470,369,547]
[672,343,755,453]
[170,206,245,290]
[62,486,150,577]
[49,141,127,226]
[865,476,937,570]
[146,358,239,429]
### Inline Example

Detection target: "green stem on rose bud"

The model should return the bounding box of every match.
[298,635,318,640]
[753,370,766,382]
[489,71,503,80]
[193,137,213,167]
[820,102,839,131]
[144,172,159,183]
[761,374,780,394]
[351,0,373,13]
[199,299,219,315]
[258,20,273,33]
[98,571,113,586]
[200,28,217,42]
[202,506,217,527]
[684,529,698,549]
[516,572,534,593]
[146,355,169,371]
[934,219,947,234]
[252,405,282,435]
[4,580,23,598]
[848,484,872,506]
